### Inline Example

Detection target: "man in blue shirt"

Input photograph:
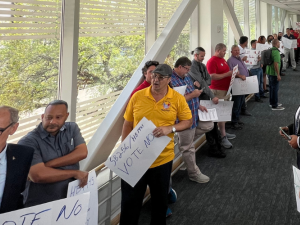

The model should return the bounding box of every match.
[171,57,213,183]
[227,45,249,130]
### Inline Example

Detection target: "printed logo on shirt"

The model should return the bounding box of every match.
[162,101,171,111]
[221,63,223,66]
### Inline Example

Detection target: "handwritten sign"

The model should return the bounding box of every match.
[198,108,218,121]
[200,100,233,122]
[0,193,90,225]
[173,85,186,96]
[67,171,98,225]
[226,64,238,96]
[293,166,300,212]
[256,43,269,52]
[105,117,171,187]
[282,37,297,49]
[244,49,259,66]
[232,75,259,95]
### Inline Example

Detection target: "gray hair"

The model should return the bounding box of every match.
[215,43,227,52]
[0,106,19,123]
[231,45,239,50]
[45,100,68,112]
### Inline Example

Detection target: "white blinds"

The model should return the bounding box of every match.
[0,0,61,40]
[79,0,145,37]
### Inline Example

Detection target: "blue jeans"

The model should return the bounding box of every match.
[232,95,245,123]
[268,75,279,108]
[250,67,264,99]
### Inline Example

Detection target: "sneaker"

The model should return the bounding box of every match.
[238,121,244,126]
[272,106,285,110]
[189,173,210,183]
[282,69,286,72]
[293,68,298,71]
[166,207,172,218]
[221,136,233,149]
[231,122,243,130]
[168,188,177,204]
[264,89,269,93]
[269,103,282,107]
[226,132,236,140]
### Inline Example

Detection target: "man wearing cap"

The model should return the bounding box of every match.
[171,56,213,183]
[120,64,192,225]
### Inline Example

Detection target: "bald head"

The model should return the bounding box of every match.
[272,39,280,48]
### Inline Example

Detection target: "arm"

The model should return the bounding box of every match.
[210,71,232,80]
[185,89,202,101]
[274,62,281,81]
[122,120,133,141]
[152,119,193,137]
[236,73,246,80]
[45,143,88,168]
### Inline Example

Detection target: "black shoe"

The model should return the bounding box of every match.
[241,110,252,116]
[261,95,268,98]
[294,68,298,71]
[255,98,263,103]
[208,149,226,158]
[264,89,269,93]
[238,121,244,126]
[231,122,243,130]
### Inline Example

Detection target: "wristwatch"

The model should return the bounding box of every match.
[172,126,176,133]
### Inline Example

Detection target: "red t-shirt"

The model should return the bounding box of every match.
[130,80,151,98]
[206,56,231,91]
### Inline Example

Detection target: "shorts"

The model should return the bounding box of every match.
[210,89,230,101]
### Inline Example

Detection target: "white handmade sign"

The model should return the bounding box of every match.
[0,193,90,225]
[232,75,259,95]
[282,37,297,49]
[293,166,300,213]
[173,85,187,96]
[105,117,171,187]
[198,108,218,121]
[67,170,98,225]
[243,49,260,66]
[256,43,269,52]
[292,39,298,49]
[226,64,238,96]
[200,100,234,122]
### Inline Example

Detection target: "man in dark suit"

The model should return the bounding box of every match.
[280,105,300,167]
[0,106,34,214]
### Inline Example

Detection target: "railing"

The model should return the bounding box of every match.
[8,90,122,144]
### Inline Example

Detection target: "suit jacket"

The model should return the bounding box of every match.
[288,105,300,151]
[0,144,34,214]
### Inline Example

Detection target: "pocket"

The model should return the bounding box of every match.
[64,141,75,154]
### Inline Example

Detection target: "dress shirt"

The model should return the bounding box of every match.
[0,144,7,207]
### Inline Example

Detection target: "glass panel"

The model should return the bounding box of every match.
[223,11,230,60]
[234,0,244,33]
[272,6,276,34]
[249,0,256,41]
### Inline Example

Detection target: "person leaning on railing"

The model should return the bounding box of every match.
[120,64,192,225]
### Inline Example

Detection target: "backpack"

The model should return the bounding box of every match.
[261,48,280,65]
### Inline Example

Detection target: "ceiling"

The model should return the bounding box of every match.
[261,0,300,14]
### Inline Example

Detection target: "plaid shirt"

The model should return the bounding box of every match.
[171,70,198,129]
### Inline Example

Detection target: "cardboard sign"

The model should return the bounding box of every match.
[67,171,98,225]
[232,75,259,95]
[226,64,238,96]
[105,117,171,187]
[0,193,90,225]
[200,100,234,122]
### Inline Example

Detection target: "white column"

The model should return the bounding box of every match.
[274,7,278,34]
[280,10,286,32]
[190,4,200,58]
[228,0,235,50]
[260,1,271,36]
[59,0,80,122]
[293,15,298,28]
[145,0,157,53]
[243,0,250,39]
[255,0,261,38]
[199,0,223,63]
[284,13,290,31]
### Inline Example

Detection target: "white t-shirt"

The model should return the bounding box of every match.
[0,144,7,207]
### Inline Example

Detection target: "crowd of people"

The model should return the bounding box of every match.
[0,28,299,225]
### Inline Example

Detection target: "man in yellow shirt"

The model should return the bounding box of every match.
[120,64,192,225]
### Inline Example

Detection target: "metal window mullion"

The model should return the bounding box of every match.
[243,0,250,39]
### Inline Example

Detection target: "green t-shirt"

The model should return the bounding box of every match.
[266,47,281,76]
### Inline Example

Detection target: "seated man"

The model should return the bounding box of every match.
[0,106,34,214]
[19,100,88,207]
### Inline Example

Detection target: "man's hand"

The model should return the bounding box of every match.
[279,126,289,139]
[192,89,202,98]
[240,75,246,81]
[199,105,208,112]
[153,126,172,137]
[227,71,233,77]
[194,81,200,88]
[74,171,89,188]
[212,97,219,104]
[258,56,261,61]
[242,56,248,61]
[288,135,299,149]
[277,75,281,81]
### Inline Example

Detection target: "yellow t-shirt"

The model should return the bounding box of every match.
[124,85,192,168]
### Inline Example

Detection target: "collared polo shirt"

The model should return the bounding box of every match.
[0,144,7,207]
[171,70,199,129]
[18,122,85,207]
[130,80,151,98]
[124,85,192,168]
[266,47,281,76]
[227,56,249,77]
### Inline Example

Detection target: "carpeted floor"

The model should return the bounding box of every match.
[139,68,300,225]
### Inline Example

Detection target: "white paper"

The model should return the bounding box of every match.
[244,50,259,66]
[282,37,293,49]
[105,117,171,187]
[279,41,285,54]
[292,39,298,49]
[232,75,259,95]
[226,64,238,96]
[173,85,186,96]
[293,166,300,212]
[67,171,98,225]
[0,193,90,225]
[256,43,269,52]
[200,100,233,122]
[198,108,218,121]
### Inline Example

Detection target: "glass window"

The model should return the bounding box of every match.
[234,0,244,33]
[272,6,276,34]
[249,0,256,41]
[223,11,229,60]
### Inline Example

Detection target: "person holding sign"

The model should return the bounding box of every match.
[18,100,88,207]
[0,106,34,214]
[171,57,213,183]
[206,43,234,149]
[283,28,297,71]
[120,64,192,225]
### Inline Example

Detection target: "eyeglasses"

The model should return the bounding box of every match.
[0,122,14,136]
[181,66,190,72]
[145,60,159,67]
[151,73,170,81]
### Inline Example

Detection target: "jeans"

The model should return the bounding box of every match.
[268,75,279,108]
[120,161,173,225]
[250,67,264,99]
[231,95,245,123]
